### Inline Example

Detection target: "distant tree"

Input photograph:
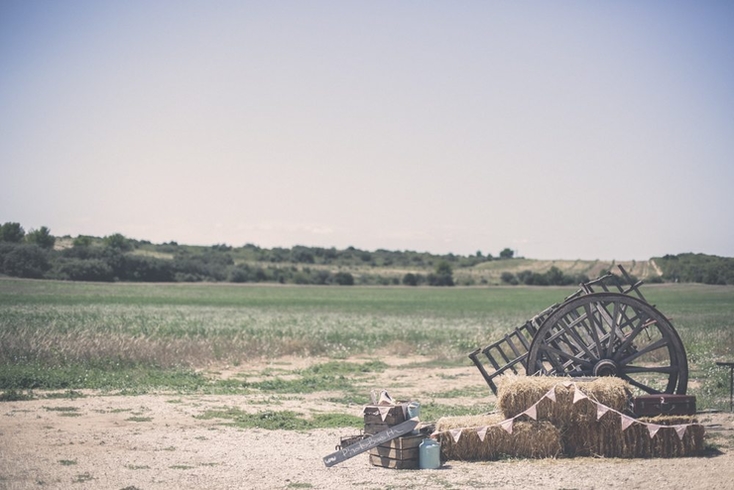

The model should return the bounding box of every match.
[0,243,50,278]
[402,273,418,286]
[26,226,55,249]
[0,222,25,243]
[499,248,514,259]
[73,235,93,248]
[334,271,354,286]
[500,272,517,285]
[104,233,132,251]
[429,261,454,286]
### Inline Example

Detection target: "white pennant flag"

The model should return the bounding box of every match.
[647,424,661,439]
[524,404,538,420]
[596,404,610,420]
[476,426,488,442]
[546,387,557,402]
[378,406,392,422]
[573,387,587,404]
[674,425,687,440]
[621,415,635,431]
[449,428,463,443]
[500,419,514,434]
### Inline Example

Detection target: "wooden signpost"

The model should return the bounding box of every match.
[322,417,419,467]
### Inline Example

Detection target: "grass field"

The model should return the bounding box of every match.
[1,277,733,409]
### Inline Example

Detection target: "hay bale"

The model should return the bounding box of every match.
[436,420,562,461]
[436,413,503,431]
[496,374,631,426]
[562,413,704,458]
[620,416,704,458]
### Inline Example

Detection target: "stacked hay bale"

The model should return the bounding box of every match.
[497,375,631,457]
[434,413,562,461]
[437,375,704,461]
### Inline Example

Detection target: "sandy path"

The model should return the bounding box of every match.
[1,358,733,489]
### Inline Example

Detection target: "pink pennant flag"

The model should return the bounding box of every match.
[545,387,557,402]
[378,406,392,422]
[572,387,587,404]
[647,424,661,439]
[674,425,687,440]
[500,419,514,434]
[621,415,635,431]
[524,404,538,420]
[596,404,610,420]
[449,428,463,443]
[476,426,488,442]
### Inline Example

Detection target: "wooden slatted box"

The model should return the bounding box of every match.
[369,433,423,469]
[363,404,407,435]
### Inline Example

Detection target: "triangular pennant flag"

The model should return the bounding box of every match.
[621,415,635,431]
[500,419,514,434]
[449,428,463,443]
[647,424,661,439]
[378,406,392,422]
[524,404,537,420]
[545,387,557,402]
[573,387,588,404]
[596,403,610,420]
[476,426,488,442]
[674,425,687,441]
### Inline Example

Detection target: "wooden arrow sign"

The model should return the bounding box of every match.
[323,417,419,467]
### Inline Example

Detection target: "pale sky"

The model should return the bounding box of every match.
[1,1,733,260]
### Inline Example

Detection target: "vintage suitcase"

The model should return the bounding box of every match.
[633,394,696,416]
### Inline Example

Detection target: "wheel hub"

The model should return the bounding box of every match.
[593,359,619,377]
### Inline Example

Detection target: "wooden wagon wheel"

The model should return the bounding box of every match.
[526,292,688,395]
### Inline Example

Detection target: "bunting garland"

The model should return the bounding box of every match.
[432,383,697,442]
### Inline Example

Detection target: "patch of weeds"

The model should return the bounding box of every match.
[302,360,387,376]
[199,462,219,466]
[45,390,86,400]
[159,446,176,451]
[125,416,153,422]
[169,465,194,470]
[426,386,488,399]
[166,398,183,404]
[418,402,495,422]
[401,357,469,369]
[0,389,34,401]
[44,406,79,412]
[110,408,131,413]
[196,408,362,430]
[73,472,94,483]
[59,459,77,466]
[59,412,82,417]
[287,483,314,489]
[126,465,150,470]
[194,436,208,441]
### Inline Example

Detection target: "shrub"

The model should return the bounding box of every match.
[56,258,114,282]
[334,271,354,286]
[0,243,50,278]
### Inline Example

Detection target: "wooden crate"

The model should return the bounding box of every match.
[369,433,424,470]
[363,404,407,435]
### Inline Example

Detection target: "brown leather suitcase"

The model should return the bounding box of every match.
[633,394,696,416]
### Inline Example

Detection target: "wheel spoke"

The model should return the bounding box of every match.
[621,374,662,395]
[612,317,656,363]
[618,337,669,366]
[583,302,604,358]
[622,365,678,374]
[539,345,595,369]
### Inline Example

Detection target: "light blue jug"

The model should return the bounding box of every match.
[418,438,441,469]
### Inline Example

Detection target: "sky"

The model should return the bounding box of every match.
[1,1,733,260]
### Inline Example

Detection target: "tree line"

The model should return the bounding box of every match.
[3,222,731,286]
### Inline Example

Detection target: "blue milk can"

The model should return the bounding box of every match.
[419,438,441,469]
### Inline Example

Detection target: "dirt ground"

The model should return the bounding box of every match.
[2,357,734,490]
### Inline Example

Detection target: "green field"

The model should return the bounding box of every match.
[1,277,733,408]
